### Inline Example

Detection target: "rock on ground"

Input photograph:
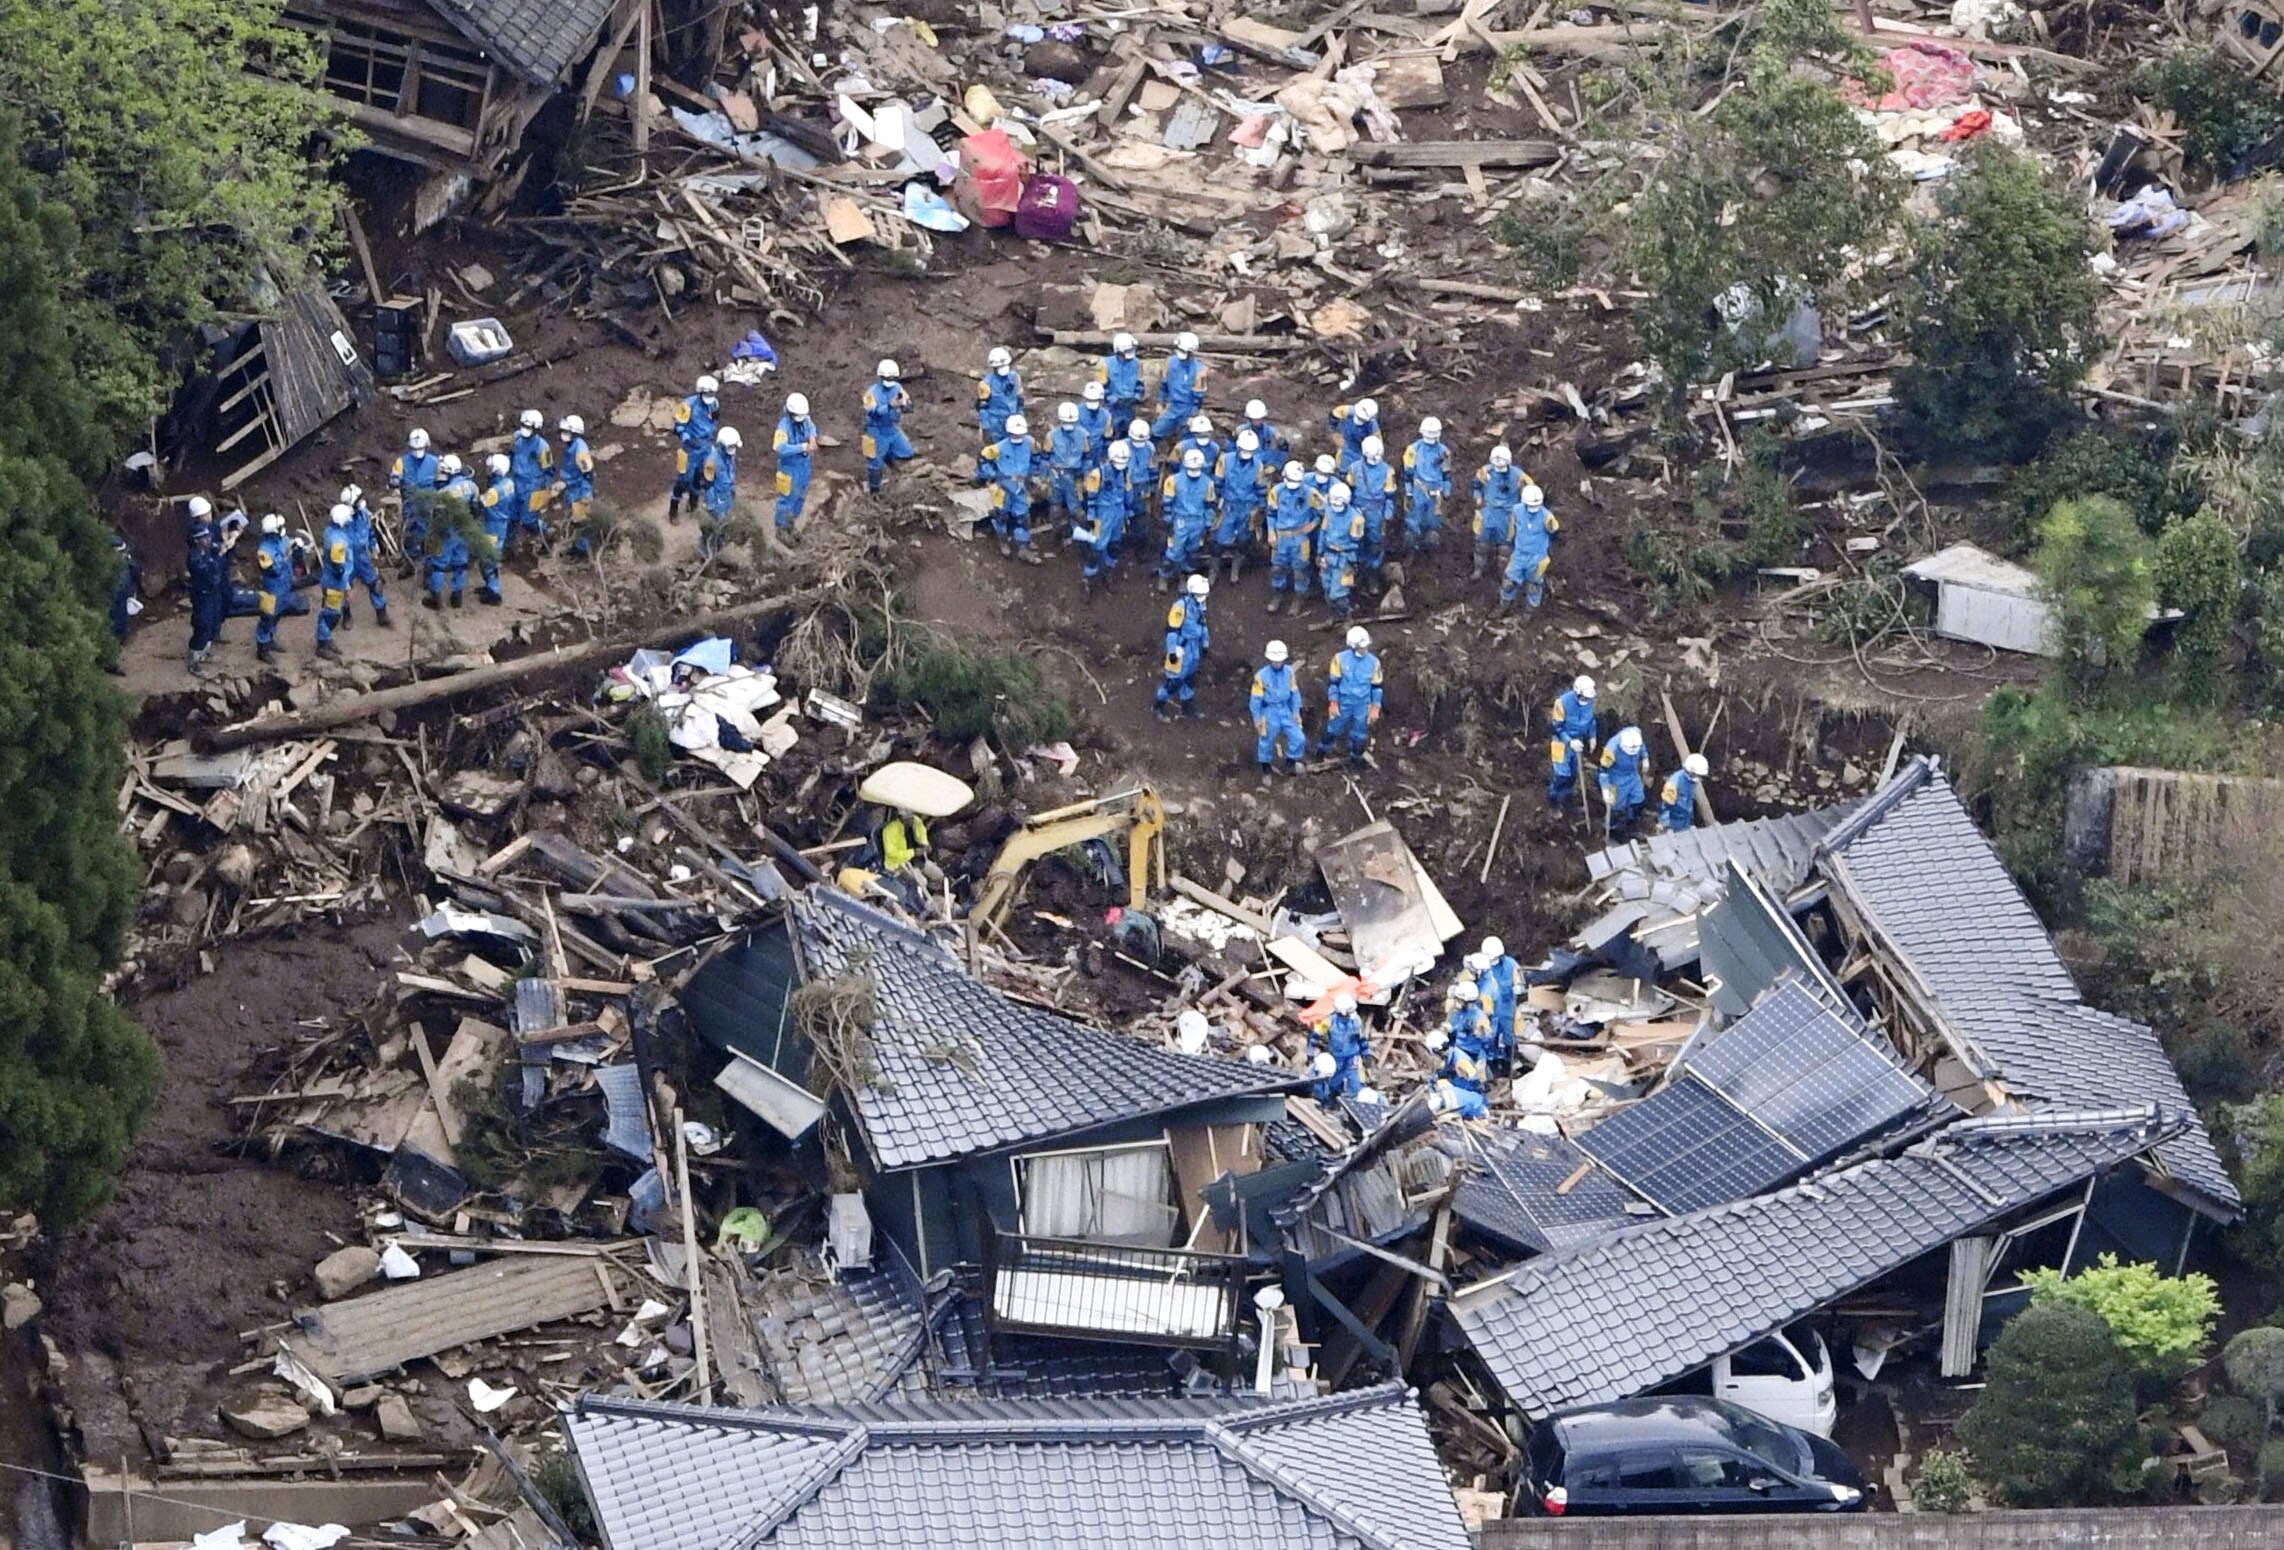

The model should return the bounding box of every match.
[313,1245,381,1301]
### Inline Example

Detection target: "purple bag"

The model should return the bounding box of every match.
[1013,174,1081,242]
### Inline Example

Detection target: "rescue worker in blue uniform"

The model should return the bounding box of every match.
[1442,975,1496,1063]
[1213,427,1267,582]
[1473,444,1524,580]
[1151,331,1207,440]
[1154,572,1212,720]
[1097,331,1143,430]
[1317,482,1364,620]
[427,456,476,608]
[772,393,817,532]
[187,510,229,677]
[976,345,1024,466]
[476,453,516,603]
[253,512,294,662]
[336,484,389,628]
[1327,396,1380,476]
[1157,447,1217,588]
[1475,936,1521,1072]
[1548,673,1598,807]
[1306,453,1339,512]
[1077,380,1114,463]
[315,503,353,660]
[1430,1077,1491,1120]
[1599,725,1651,838]
[1174,414,1220,478]
[1243,399,1286,462]
[1048,402,1090,527]
[389,427,440,577]
[1318,625,1383,767]
[510,408,553,548]
[1119,419,1158,551]
[1264,461,1315,615]
[698,425,743,558]
[1310,991,1370,1104]
[669,375,720,522]
[1426,976,1494,1119]
[1660,753,1710,834]
[1500,483,1560,610]
[1075,440,1132,596]
[1401,416,1449,552]
[555,415,597,554]
[862,359,915,492]
[1349,436,1399,587]
[978,412,1042,565]
[1249,637,1304,777]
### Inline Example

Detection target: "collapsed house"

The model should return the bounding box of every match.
[174,279,375,489]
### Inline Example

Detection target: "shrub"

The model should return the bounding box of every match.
[1912,1446,1975,1513]
[2260,1439,2284,1500]
[2155,509,2244,700]
[2136,43,2284,178]
[1957,1304,2143,1506]
[2004,427,2189,542]
[2019,1253,2218,1384]
[2200,1393,2266,1451]
[884,638,1072,748]
[2031,496,2157,687]
[626,703,673,783]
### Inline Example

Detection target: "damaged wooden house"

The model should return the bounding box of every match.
[173,277,375,489]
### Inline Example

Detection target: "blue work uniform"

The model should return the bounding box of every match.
[316,522,352,646]
[1548,688,1598,806]
[1500,500,1560,608]
[1075,464,1128,584]
[1318,645,1383,760]
[1077,400,1114,463]
[254,530,294,650]
[1479,954,1521,1064]
[1318,499,1365,617]
[978,432,1036,551]
[976,366,1024,452]
[1438,1080,1491,1120]
[1157,465,1217,579]
[345,497,387,620]
[1312,1010,1370,1103]
[429,473,477,600]
[1350,454,1398,577]
[1659,767,1699,833]
[1152,352,1206,439]
[1328,403,1380,475]
[862,378,915,491]
[1244,415,1288,462]
[1474,463,1523,552]
[1174,430,1221,477]
[1402,437,1450,543]
[1155,592,1209,711]
[1120,431,1159,547]
[1250,657,1304,767]
[557,435,596,515]
[673,394,719,505]
[772,413,816,530]
[1098,349,1143,429]
[187,520,228,665]
[510,429,553,535]
[1214,447,1266,552]
[1600,731,1651,836]
[699,446,739,555]
[1266,479,1316,598]
[1447,998,1495,1064]
[1305,466,1338,512]
[1049,421,1091,519]
[390,445,441,560]
[477,472,516,597]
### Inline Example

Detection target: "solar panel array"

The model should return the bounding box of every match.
[1574,1077,1803,1215]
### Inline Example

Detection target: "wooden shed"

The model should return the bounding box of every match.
[204,283,377,489]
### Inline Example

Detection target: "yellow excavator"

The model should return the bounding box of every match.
[971,786,1166,929]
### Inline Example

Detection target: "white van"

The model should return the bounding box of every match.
[1708,1324,1838,1438]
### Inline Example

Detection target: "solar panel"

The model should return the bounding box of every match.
[1684,980,1929,1162]
[1574,1077,1803,1215]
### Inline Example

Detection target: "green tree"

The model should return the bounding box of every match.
[2019,1253,2219,1385]
[1898,143,2100,458]
[2155,510,2243,699]
[0,116,160,1221]
[2224,1326,2284,1495]
[1957,1304,2144,1506]
[0,0,348,431]
[2031,496,2156,686]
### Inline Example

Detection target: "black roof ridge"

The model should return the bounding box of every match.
[1815,754,1938,856]
[724,1426,873,1550]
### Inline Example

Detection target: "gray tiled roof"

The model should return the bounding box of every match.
[1818,760,2238,1217]
[1449,1108,2181,1420]
[791,893,1296,1171]
[428,0,618,84]
[565,1385,1471,1550]
[1452,1126,1643,1256]
[1587,805,1852,891]
[750,1259,932,1406]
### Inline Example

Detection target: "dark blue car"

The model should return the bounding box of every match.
[1522,1397,1869,1517]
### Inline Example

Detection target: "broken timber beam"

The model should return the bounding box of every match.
[1342,139,1559,170]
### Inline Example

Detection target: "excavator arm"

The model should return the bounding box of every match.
[972,787,1165,928]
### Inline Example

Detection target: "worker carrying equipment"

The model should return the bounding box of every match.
[1548,674,1598,807]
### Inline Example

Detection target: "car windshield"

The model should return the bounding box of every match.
[1725,1406,1806,1473]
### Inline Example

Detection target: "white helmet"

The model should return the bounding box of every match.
[1326,482,1351,506]
[987,346,1013,372]
[1236,429,1259,453]
[1058,402,1079,426]
[1483,936,1505,960]
[1082,381,1103,404]
[407,429,430,452]
[1618,726,1644,755]
[1113,331,1137,355]
[1574,674,1596,699]
[1186,573,1211,598]
[1465,952,1489,975]
[439,453,464,476]
[1129,419,1152,441]
[1265,639,1289,664]
[1420,417,1442,441]
[1522,483,1545,506]
[327,502,352,527]
[187,495,213,520]
[260,513,286,536]
[1175,330,1199,354]
[1490,445,1513,469]
[1176,1009,1211,1055]
[1453,977,1479,1001]
[487,453,511,477]
[1282,461,1305,484]
[338,485,362,507]
[716,426,743,450]
[519,408,543,432]
[1355,397,1379,422]
[1684,752,1710,778]
[1426,1028,1449,1052]
[1311,1051,1337,1078]
[786,392,809,418]
[559,414,585,437]
[1188,414,1211,436]
[1345,626,1371,650]
[1108,441,1132,466]
[1005,413,1029,437]
[695,374,720,397]
[1313,454,1336,476]
[1246,399,1268,423]
[878,358,900,380]
[1356,1086,1382,1105]
[1182,448,1205,472]
[1361,435,1384,461]
[1333,990,1357,1014]
[1245,1044,1273,1065]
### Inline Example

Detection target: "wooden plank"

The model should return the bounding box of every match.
[1659,686,1718,826]
[1343,139,1559,169]
[1266,936,1348,997]
[343,204,386,305]
[1169,873,1276,936]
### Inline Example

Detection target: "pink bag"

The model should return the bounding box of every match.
[960,130,1026,229]
[1013,174,1081,242]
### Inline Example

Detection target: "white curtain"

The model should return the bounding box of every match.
[1020,1144,1178,1246]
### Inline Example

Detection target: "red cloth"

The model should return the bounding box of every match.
[959,130,1026,229]
[1847,41,1976,112]
[1939,108,1993,141]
